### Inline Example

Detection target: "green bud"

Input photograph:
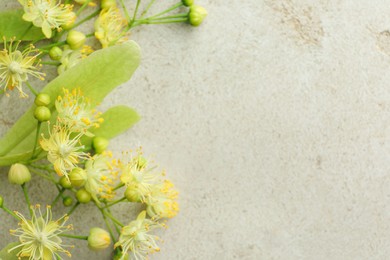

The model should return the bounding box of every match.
[59,176,72,189]
[34,93,51,106]
[8,164,31,185]
[88,227,111,251]
[49,46,63,61]
[34,106,51,122]
[92,137,109,154]
[63,196,73,207]
[182,0,194,6]
[101,0,117,9]
[124,185,141,202]
[76,189,92,204]
[189,5,208,26]
[69,168,87,187]
[0,196,3,207]
[67,30,86,50]
[61,12,77,30]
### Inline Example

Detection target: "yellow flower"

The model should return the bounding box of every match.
[146,180,179,219]
[95,7,129,48]
[56,88,103,133]
[40,124,89,177]
[0,38,44,97]
[84,152,118,203]
[114,211,162,260]
[18,0,75,38]
[9,205,73,260]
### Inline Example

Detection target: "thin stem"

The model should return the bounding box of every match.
[21,184,33,217]
[1,205,20,220]
[113,183,125,191]
[141,13,188,21]
[75,0,92,16]
[133,18,188,26]
[40,40,66,50]
[67,202,80,216]
[26,81,38,96]
[86,33,95,38]
[41,61,60,66]
[129,0,141,26]
[106,207,121,234]
[31,121,41,159]
[72,9,101,29]
[119,0,131,22]
[146,2,183,20]
[104,210,124,227]
[51,188,65,207]
[59,233,88,240]
[102,197,126,209]
[140,0,156,19]
[28,167,57,183]
[99,208,117,242]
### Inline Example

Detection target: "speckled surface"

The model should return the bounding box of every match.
[3,0,390,259]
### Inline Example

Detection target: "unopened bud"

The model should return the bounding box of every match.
[189,5,208,26]
[124,185,141,202]
[88,227,111,251]
[59,176,72,189]
[182,0,194,6]
[49,46,63,61]
[0,196,3,207]
[69,168,87,187]
[34,106,51,122]
[67,30,86,50]
[34,93,51,106]
[92,137,109,154]
[62,12,77,30]
[101,0,117,9]
[63,196,73,207]
[76,189,92,204]
[8,164,31,185]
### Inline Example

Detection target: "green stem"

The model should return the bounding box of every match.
[86,33,95,38]
[21,184,32,217]
[103,197,126,209]
[72,9,101,29]
[103,210,124,227]
[59,233,88,240]
[142,13,188,21]
[51,188,65,207]
[76,0,93,16]
[67,202,80,216]
[133,18,188,26]
[41,61,60,66]
[129,0,141,26]
[1,205,20,220]
[113,183,125,191]
[99,208,117,242]
[119,0,131,22]
[26,81,38,96]
[140,0,156,19]
[40,40,67,50]
[31,121,41,159]
[147,2,183,19]
[28,167,56,183]
[106,207,121,234]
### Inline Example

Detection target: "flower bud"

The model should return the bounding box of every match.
[63,196,73,207]
[88,227,111,251]
[8,164,31,185]
[34,93,51,106]
[92,137,109,154]
[61,12,77,30]
[34,106,51,122]
[69,168,87,187]
[124,185,141,202]
[0,196,3,207]
[67,30,86,50]
[101,0,117,9]
[189,5,208,26]
[49,46,63,61]
[182,0,194,6]
[76,189,92,203]
[59,176,72,189]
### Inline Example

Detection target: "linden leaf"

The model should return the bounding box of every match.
[0,9,44,41]
[82,105,141,149]
[0,242,24,260]
[0,42,141,160]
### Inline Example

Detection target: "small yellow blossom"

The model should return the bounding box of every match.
[40,124,89,177]
[56,88,103,133]
[0,38,44,97]
[95,7,129,48]
[18,0,75,38]
[84,152,118,203]
[114,211,162,260]
[9,205,73,260]
[146,180,179,219]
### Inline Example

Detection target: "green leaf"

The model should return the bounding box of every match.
[0,242,21,260]
[0,42,141,159]
[0,9,44,41]
[82,105,141,148]
[0,151,33,166]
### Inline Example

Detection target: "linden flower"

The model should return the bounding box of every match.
[0,38,44,97]
[9,205,73,260]
[40,124,89,177]
[18,0,75,38]
[146,180,179,219]
[95,7,129,48]
[84,152,118,203]
[114,211,162,260]
[56,88,103,133]
[119,151,159,201]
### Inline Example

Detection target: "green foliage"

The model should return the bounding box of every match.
[0,242,22,260]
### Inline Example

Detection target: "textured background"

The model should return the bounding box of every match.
[3,0,390,259]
